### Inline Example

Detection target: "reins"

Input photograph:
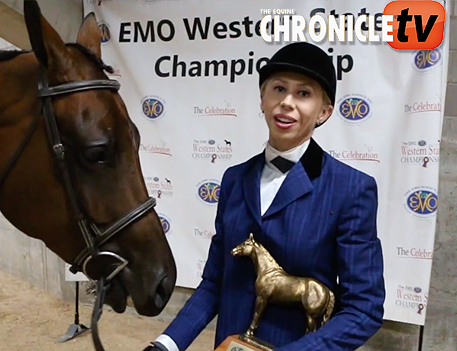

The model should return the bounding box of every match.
[91,277,109,351]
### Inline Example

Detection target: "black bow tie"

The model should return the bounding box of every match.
[271,156,295,173]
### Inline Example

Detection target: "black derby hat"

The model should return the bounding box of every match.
[259,43,337,106]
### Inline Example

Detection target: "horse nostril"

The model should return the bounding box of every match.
[154,276,172,309]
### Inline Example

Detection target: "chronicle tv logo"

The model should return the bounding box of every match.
[142,95,166,121]
[259,1,445,50]
[192,139,233,163]
[404,186,438,217]
[196,180,220,204]
[337,94,372,123]
[384,1,445,50]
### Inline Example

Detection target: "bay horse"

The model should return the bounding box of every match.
[231,234,335,337]
[0,0,176,349]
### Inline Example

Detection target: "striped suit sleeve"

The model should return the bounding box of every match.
[276,174,385,351]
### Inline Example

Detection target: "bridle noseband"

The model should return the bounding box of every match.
[0,69,158,351]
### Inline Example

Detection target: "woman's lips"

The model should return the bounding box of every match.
[274,114,296,129]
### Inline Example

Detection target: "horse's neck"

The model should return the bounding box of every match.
[251,244,282,275]
[0,54,39,127]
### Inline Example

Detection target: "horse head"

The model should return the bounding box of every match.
[0,0,176,317]
[231,233,257,257]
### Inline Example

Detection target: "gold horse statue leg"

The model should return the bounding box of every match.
[246,295,268,337]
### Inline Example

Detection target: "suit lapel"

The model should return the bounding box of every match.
[263,138,324,218]
[242,153,264,227]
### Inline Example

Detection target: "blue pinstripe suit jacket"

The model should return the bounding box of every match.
[164,138,385,350]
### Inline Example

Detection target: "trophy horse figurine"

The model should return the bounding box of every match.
[228,233,335,351]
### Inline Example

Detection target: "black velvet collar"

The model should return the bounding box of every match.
[299,138,324,180]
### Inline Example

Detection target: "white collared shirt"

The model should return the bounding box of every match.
[261,140,310,215]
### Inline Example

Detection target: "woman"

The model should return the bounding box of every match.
[145,42,385,351]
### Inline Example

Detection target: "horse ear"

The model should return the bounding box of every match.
[249,233,254,240]
[77,13,102,60]
[24,0,69,69]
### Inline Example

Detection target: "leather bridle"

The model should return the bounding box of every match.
[0,69,158,351]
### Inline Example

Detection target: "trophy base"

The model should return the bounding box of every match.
[215,334,274,351]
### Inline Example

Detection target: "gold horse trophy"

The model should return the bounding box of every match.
[214,234,335,351]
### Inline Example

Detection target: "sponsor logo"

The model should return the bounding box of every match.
[196,259,206,277]
[383,1,445,50]
[158,214,171,235]
[404,100,441,114]
[404,186,438,217]
[192,139,233,163]
[328,145,380,163]
[413,49,442,71]
[400,140,439,167]
[140,141,172,156]
[193,101,237,117]
[395,284,428,314]
[337,94,372,123]
[142,95,166,121]
[194,228,216,239]
[396,246,433,260]
[144,176,173,198]
[196,180,220,204]
[98,22,111,43]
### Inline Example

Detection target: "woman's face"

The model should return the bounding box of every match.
[260,71,333,152]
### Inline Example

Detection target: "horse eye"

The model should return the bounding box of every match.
[83,145,109,164]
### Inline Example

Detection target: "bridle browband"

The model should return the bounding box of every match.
[0,68,158,351]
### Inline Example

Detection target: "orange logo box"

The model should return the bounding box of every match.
[384,1,445,50]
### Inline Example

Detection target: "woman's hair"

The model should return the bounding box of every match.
[260,75,333,107]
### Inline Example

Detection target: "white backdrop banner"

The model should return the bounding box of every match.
[84,0,449,325]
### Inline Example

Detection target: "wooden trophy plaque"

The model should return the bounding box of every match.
[214,334,274,351]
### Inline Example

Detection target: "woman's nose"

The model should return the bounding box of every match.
[280,94,295,109]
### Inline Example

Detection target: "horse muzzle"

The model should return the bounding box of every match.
[136,273,175,316]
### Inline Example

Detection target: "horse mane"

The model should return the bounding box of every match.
[66,43,114,74]
[254,242,282,270]
[0,44,113,75]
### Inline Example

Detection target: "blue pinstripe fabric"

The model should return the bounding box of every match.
[164,139,385,351]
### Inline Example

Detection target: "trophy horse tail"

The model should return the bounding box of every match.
[322,290,335,325]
